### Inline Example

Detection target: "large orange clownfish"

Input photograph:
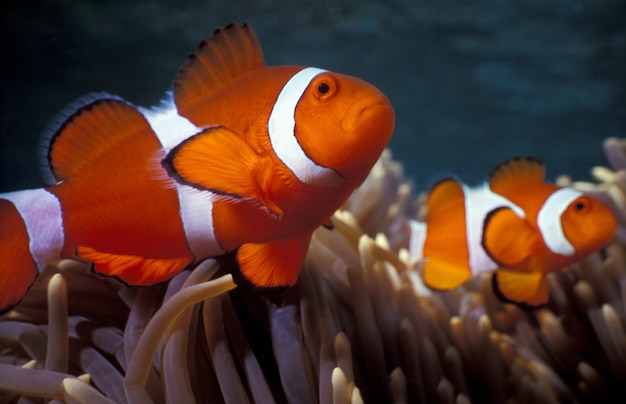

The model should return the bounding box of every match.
[0,23,395,313]
[409,157,617,309]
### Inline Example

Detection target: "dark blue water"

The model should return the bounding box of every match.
[1,0,625,193]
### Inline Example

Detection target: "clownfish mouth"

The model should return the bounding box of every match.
[343,96,394,133]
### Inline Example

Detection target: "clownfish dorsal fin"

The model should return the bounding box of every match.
[174,23,264,117]
[162,126,283,217]
[39,94,149,185]
[488,157,545,196]
[427,178,465,217]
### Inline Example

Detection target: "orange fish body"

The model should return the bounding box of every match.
[0,23,395,313]
[410,157,617,308]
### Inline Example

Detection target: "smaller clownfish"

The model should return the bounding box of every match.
[409,157,617,309]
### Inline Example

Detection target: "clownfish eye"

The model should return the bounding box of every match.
[572,197,590,214]
[312,75,337,101]
[318,82,330,94]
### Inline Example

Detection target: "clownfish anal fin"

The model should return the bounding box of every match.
[488,157,545,195]
[427,178,465,217]
[40,94,149,185]
[492,269,548,309]
[163,126,282,216]
[236,233,313,288]
[77,246,193,286]
[421,258,471,291]
[482,207,534,268]
[174,23,264,117]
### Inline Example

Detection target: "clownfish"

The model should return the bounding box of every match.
[0,23,394,314]
[409,157,617,309]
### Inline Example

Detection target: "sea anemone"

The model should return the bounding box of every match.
[1,139,626,403]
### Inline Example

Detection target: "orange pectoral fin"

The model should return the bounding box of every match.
[162,126,283,217]
[236,233,313,288]
[0,200,38,314]
[492,269,549,309]
[77,246,192,286]
[421,258,472,291]
[482,207,535,268]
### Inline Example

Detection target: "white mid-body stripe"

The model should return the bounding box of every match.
[2,189,64,271]
[537,188,582,256]
[465,183,524,274]
[141,98,224,259]
[268,67,344,187]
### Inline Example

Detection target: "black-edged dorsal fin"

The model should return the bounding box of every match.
[174,23,264,116]
[488,156,545,195]
[39,94,154,184]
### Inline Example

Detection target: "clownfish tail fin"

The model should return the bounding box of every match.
[0,198,40,314]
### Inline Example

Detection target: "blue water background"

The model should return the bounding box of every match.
[1,0,624,193]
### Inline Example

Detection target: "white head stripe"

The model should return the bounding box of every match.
[3,189,64,271]
[537,188,583,256]
[268,67,344,187]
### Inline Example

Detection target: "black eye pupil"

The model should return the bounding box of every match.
[575,202,586,211]
[318,82,330,94]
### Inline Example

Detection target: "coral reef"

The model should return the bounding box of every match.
[2,139,626,403]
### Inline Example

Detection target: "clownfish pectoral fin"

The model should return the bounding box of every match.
[0,200,39,314]
[174,23,264,121]
[492,269,549,309]
[77,246,193,286]
[163,126,283,217]
[482,207,535,268]
[236,233,313,288]
[421,258,472,291]
[488,157,545,196]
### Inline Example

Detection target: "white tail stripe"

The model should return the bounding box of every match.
[268,67,343,187]
[537,188,582,256]
[3,189,64,270]
[141,102,224,259]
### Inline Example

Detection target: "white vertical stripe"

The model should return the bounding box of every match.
[408,219,427,260]
[466,183,525,273]
[268,67,344,186]
[3,189,64,271]
[175,186,223,258]
[537,188,582,256]
[139,94,201,152]
[140,100,224,258]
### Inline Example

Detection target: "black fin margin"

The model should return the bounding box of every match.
[38,92,127,185]
[491,272,546,311]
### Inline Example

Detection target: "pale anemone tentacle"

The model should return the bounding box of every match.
[2,140,626,402]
